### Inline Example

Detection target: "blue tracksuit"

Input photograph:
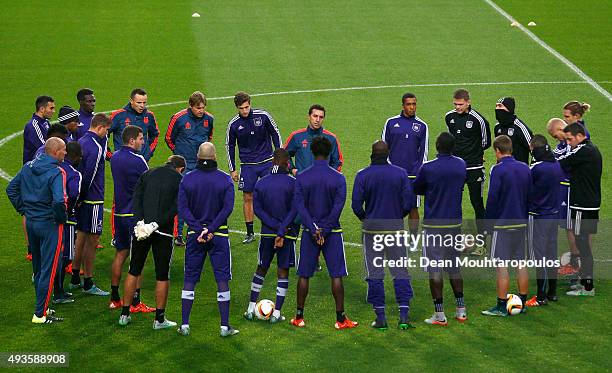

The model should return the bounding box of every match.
[225,108,282,173]
[486,156,531,228]
[78,131,106,203]
[294,159,347,278]
[283,126,343,173]
[294,159,345,234]
[528,149,564,284]
[413,153,466,226]
[165,108,214,171]
[382,112,429,177]
[178,160,234,235]
[351,157,413,314]
[7,153,67,317]
[109,103,159,161]
[110,146,149,215]
[486,156,531,261]
[352,158,413,230]
[23,114,50,164]
[253,167,299,238]
[178,160,235,284]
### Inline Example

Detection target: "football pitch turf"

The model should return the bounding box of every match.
[0,1,610,371]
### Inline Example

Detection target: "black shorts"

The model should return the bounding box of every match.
[466,167,485,184]
[569,208,599,236]
[128,232,174,281]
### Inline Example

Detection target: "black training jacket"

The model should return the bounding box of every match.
[558,139,602,210]
[445,107,491,169]
[133,164,182,234]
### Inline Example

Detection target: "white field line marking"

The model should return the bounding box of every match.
[484,0,612,102]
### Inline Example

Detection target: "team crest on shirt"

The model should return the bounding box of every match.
[253,117,263,127]
[301,139,309,148]
[204,120,209,128]
[507,128,514,136]
[144,117,149,124]
[412,123,421,132]
[465,121,473,129]
[238,125,244,130]
[185,122,191,129]
[124,118,131,125]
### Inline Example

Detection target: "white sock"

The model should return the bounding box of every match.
[272,309,281,318]
[435,311,446,320]
[247,302,256,313]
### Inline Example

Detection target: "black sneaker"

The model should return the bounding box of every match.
[242,234,255,244]
[547,294,558,302]
[174,237,186,247]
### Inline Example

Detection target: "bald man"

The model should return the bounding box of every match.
[178,142,238,337]
[7,138,68,324]
[547,118,579,278]
[118,155,185,329]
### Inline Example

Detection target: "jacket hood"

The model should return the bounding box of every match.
[30,153,60,176]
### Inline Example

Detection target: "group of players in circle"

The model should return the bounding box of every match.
[7,87,601,335]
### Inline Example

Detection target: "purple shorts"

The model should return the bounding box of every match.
[490,228,526,261]
[184,233,232,283]
[258,236,296,269]
[238,162,271,192]
[422,227,462,273]
[113,215,134,251]
[297,231,347,278]
[76,203,103,235]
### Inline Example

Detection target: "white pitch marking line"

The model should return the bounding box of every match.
[484,0,612,102]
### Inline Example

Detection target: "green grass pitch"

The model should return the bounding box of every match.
[0,1,610,371]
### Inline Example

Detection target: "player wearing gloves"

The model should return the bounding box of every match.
[118,156,185,329]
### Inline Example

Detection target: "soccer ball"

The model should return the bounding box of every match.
[506,294,523,316]
[255,299,275,320]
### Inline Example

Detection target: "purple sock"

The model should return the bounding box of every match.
[250,274,265,303]
[217,281,230,327]
[275,278,289,311]
[181,282,195,325]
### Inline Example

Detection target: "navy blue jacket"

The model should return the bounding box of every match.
[109,103,159,161]
[284,126,343,173]
[178,160,234,234]
[529,148,564,217]
[485,156,531,229]
[253,166,299,238]
[225,109,282,172]
[413,153,466,227]
[7,153,66,224]
[352,158,413,231]
[110,146,149,215]
[165,108,214,170]
[294,159,346,234]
